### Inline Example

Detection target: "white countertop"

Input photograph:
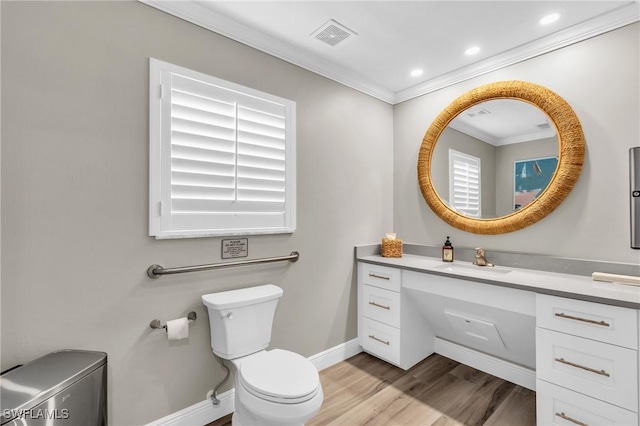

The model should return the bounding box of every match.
[358,254,640,309]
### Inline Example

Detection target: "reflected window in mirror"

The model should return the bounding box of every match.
[432,99,558,219]
[417,80,585,234]
[449,150,481,217]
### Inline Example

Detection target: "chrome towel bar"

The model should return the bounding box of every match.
[147,251,300,279]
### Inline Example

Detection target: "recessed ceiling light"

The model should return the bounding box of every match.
[410,69,424,77]
[540,13,560,26]
[465,46,480,56]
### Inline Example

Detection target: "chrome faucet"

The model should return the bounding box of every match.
[473,247,494,267]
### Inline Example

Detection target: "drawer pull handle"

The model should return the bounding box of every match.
[368,334,390,345]
[369,301,391,310]
[554,312,610,327]
[555,412,589,426]
[555,357,610,377]
[369,273,390,280]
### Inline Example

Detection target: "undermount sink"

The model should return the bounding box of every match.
[433,263,512,275]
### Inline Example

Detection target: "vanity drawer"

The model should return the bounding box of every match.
[362,284,401,328]
[536,294,638,349]
[361,317,400,366]
[536,379,638,426]
[536,328,638,412]
[360,263,401,292]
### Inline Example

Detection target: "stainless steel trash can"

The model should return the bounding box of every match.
[0,350,107,425]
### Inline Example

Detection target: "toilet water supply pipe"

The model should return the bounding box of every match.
[212,355,231,406]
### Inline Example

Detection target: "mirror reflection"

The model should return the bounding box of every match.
[431,99,559,219]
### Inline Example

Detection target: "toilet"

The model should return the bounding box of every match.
[202,284,323,426]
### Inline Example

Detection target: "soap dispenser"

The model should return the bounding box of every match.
[442,236,454,262]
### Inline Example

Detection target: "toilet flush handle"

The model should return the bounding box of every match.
[222,312,233,320]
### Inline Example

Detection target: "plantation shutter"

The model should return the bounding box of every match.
[149,59,296,238]
[449,150,481,217]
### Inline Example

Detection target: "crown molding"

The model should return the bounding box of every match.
[139,0,395,103]
[497,129,557,146]
[140,1,639,106]
[449,121,499,146]
[394,2,640,104]
[449,121,557,146]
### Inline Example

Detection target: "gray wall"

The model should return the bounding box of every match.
[495,136,558,217]
[432,129,557,218]
[2,2,639,425]
[431,127,497,217]
[394,23,640,264]
[0,2,393,424]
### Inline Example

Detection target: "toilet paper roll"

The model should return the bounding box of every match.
[166,317,189,341]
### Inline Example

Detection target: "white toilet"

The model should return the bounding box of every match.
[202,284,324,426]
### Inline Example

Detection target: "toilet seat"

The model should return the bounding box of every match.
[238,349,320,404]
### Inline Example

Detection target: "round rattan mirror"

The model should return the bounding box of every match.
[417,81,585,234]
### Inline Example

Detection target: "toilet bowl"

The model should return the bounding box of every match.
[231,349,323,426]
[202,285,324,426]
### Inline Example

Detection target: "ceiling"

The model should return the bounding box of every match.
[449,99,556,146]
[142,1,639,104]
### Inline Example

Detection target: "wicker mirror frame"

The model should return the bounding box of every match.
[417,80,585,234]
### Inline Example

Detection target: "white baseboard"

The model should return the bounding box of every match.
[146,388,235,426]
[146,338,362,426]
[308,338,362,371]
[435,337,536,391]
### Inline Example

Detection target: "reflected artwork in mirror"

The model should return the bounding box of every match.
[418,81,585,234]
[431,99,559,218]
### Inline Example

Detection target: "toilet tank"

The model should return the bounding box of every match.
[202,284,283,359]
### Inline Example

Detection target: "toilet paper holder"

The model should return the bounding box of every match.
[150,311,197,331]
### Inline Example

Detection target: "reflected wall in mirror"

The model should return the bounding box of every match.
[418,81,585,235]
[431,99,559,218]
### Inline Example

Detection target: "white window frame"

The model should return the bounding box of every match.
[449,149,481,218]
[149,58,296,239]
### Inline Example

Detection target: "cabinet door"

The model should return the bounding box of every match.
[537,328,638,412]
[362,284,401,328]
[360,263,401,292]
[361,317,401,366]
[536,294,637,349]
[537,379,638,426]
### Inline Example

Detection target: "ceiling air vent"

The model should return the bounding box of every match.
[466,107,491,118]
[311,19,357,47]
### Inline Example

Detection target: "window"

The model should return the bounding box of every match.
[149,59,296,238]
[449,149,481,217]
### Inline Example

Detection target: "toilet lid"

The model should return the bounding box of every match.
[239,349,320,403]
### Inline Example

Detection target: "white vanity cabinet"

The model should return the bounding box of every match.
[357,262,433,370]
[535,294,639,425]
[356,255,640,426]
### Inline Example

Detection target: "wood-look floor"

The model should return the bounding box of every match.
[208,352,536,426]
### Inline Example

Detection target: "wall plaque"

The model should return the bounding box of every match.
[222,238,248,259]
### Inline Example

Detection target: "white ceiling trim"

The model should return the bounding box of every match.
[139,0,395,103]
[141,1,639,105]
[395,2,640,104]
[448,121,556,146]
[497,129,557,146]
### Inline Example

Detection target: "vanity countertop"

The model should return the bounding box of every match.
[358,254,640,309]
